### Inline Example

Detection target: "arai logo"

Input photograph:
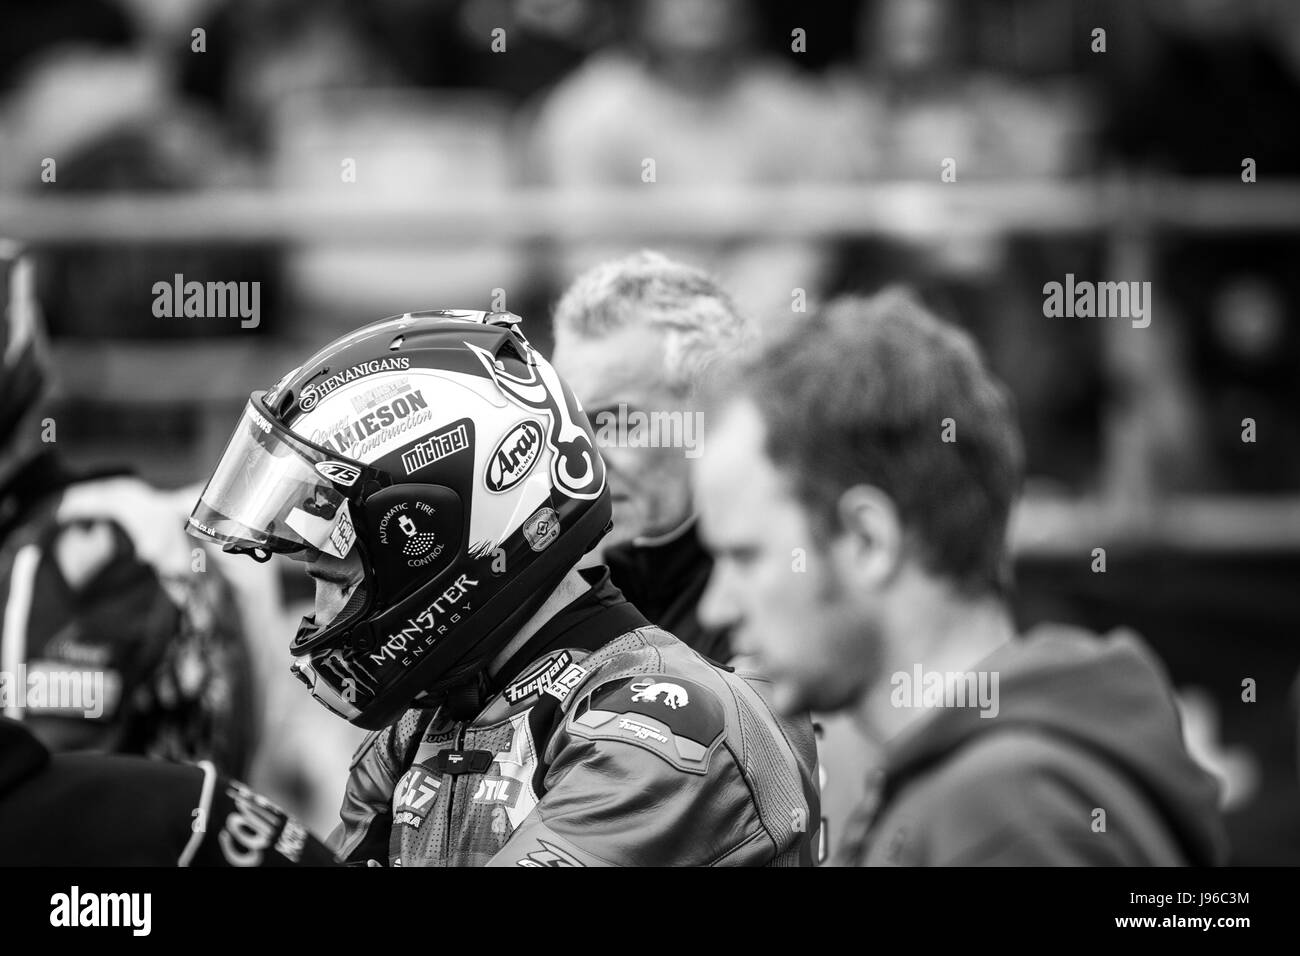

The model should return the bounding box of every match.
[486,420,544,493]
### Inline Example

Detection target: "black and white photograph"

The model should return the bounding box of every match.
[0,0,1295,935]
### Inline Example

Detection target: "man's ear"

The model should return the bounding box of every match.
[833,485,904,588]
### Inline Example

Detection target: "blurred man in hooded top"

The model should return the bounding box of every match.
[693,290,1227,865]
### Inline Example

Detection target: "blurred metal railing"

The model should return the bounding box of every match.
[6,181,1300,243]
[18,179,1300,553]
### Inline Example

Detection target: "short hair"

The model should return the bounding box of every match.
[724,289,1025,595]
[552,251,750,395]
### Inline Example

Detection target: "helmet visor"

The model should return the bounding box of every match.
[187,393,361,558]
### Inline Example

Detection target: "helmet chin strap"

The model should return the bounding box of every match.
[294,613,324,647]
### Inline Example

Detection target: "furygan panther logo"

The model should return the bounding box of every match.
[630,681,689,710]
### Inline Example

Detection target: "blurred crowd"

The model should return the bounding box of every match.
[3,0,1300,493]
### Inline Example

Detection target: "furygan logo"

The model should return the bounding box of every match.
[504,651,573,704]
[486,420,544,492]
[618,718,669,743]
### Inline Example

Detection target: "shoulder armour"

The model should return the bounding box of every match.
[565,673,728,774]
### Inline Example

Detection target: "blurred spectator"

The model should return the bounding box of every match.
[0,44,276,339]
[694,290,1228,865]
[551,250,747,662]
[828,0,1093,182]
[182,0,613,127]
[367,0,615,102]
[267,86,525,338]
[179,0,523,339]
[1,242,257,777]
[529,0,845,325]
[0,0,133,92]
[205,0,400,154]
[823,0,1103,490]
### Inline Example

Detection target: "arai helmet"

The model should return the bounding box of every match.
[186,311,610,730]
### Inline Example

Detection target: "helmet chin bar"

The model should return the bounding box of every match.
[289,486,611,732]
[290,656,363,722]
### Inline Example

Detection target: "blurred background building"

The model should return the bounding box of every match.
[2,0,1298,862]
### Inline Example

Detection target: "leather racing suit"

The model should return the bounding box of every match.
[331,568,821,866]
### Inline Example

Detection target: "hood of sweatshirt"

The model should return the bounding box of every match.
[880,623,1227,865]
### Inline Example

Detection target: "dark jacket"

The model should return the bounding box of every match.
[840,625,1228,866]
[604,518,731,662]
[0,717,336,865]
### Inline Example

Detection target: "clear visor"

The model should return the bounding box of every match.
[187,393,359,558]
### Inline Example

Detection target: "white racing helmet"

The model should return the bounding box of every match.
[187,311,610,729]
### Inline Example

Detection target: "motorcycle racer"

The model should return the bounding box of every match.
[187,309,821,866]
